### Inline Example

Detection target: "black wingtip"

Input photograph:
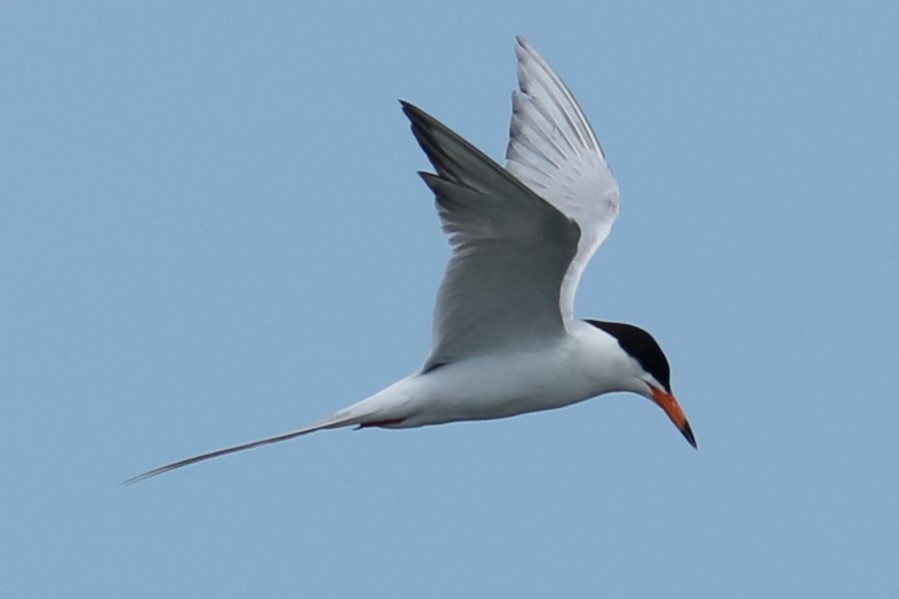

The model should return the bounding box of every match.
[399,99,424,122]
[399,100,432,140]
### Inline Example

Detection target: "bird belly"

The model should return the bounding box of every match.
[401,346,610,427]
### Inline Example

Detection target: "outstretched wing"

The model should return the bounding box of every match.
[506,37,620,323]
[402,102,580,370]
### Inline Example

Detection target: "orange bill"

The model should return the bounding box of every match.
[650,386,697,448]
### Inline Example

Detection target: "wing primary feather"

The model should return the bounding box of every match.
[511,92,568,165]
[514,36,600,155]
[402,100,516,195]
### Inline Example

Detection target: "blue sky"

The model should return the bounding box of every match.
[3,1,898,597]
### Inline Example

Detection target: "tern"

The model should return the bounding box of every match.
[126,37,695,484]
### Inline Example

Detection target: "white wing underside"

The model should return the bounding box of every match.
[408,37,619,370]
[506,37,620,323]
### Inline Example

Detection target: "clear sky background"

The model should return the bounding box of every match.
[3,2,898,597]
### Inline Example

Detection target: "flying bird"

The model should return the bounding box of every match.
[126,37,695,484]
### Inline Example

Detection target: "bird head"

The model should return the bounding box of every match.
[586,320,697,448]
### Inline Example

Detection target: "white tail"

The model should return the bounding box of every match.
[122,410,363,485]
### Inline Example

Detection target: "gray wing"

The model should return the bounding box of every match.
[506,37,620,323]
[401,102,580,370]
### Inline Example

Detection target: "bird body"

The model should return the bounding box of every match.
[346,320,637,429]
[126,37,695,484]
